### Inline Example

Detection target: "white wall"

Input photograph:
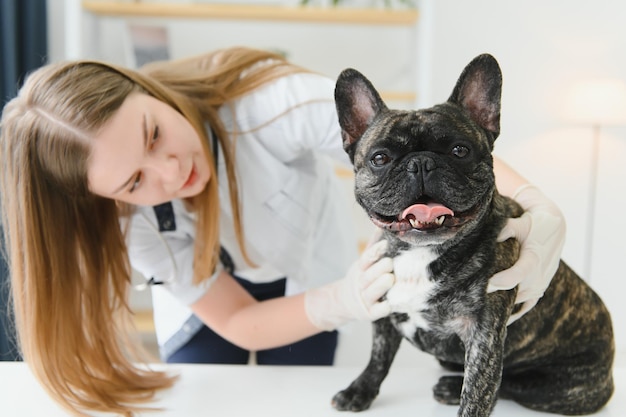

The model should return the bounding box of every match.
[47,0,625,363]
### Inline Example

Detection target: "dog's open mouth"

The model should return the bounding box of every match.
[400,203,454,229]
[369,201,475,232]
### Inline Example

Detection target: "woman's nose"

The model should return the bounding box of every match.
[148,154,180,187]
[161,156,180,183]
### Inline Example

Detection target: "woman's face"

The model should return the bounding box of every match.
[88,92,211,206]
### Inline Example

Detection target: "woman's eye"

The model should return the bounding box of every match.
[371,152,391,167]
[150,125,160,146]
[129,173,142,193]
[451,145,469,158]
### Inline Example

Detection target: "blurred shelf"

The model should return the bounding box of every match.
[380,90,416,102]
[82,1,419,25]
[81,1,418,103]
[132,309,155,333]
[334,165,353,179]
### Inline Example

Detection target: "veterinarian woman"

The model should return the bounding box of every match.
[0,47,564,416]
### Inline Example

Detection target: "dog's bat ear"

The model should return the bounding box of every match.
[448,54,502,139]
[335,69,387,155]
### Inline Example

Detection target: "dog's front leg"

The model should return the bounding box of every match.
[331,317,403,411]
[458,290,516,417]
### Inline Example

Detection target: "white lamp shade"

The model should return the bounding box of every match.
[563,78,626,126]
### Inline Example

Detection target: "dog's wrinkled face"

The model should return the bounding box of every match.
[335,55,503,247]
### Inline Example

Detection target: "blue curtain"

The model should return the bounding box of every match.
[0,0,48,360]
[1,0,48,104]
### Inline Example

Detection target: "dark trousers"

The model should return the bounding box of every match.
[167,278,338,365]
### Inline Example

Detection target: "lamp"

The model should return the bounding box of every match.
[562,79,626,280]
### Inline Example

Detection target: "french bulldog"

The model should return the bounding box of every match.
[331,54,614,416]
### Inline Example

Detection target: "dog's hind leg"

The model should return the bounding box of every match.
[500,362,614,415]
[332,318,403,411]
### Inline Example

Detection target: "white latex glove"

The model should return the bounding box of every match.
[304,239,395,331]
[487,184,566,325]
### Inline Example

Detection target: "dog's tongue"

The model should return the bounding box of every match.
[400,203,454,223]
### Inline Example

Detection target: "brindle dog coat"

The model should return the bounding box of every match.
[331,54,614,417]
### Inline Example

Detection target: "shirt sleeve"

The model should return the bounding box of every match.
[125,207,217,306]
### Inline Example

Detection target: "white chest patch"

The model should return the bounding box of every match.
[386,247,438,331]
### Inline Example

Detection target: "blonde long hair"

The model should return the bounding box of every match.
[0,47,305,416]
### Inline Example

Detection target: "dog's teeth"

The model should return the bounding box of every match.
[409,218,418,228]
[436,216,445,226]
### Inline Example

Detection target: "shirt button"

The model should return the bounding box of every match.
[183,324,193,333]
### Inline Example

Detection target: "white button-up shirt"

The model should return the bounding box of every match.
[126,72,359,351]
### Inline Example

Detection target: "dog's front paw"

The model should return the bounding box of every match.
[331,386,378,412]
[433,375,463,405]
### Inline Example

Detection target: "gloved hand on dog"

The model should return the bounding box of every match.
[305,239,395,331]
[488,184,566,324]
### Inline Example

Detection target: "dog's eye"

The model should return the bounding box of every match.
[371,152,391,167]
[451,145,469,158]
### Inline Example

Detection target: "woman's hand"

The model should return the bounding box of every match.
[488,184,566,324]
[304,239,395,331]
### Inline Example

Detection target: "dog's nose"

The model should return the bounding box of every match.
[406,156,435,173]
